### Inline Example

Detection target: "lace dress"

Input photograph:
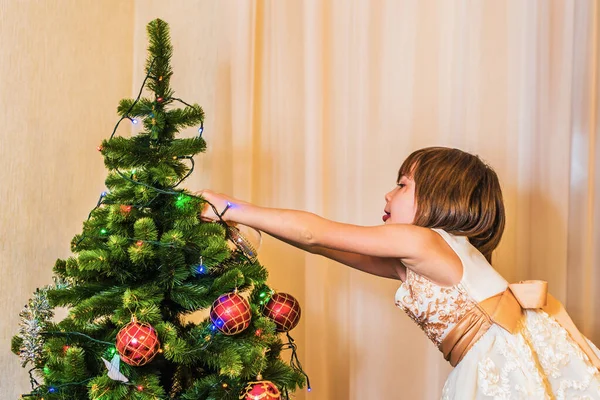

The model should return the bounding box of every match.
[395,229,600,399]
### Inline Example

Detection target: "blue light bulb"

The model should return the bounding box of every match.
[195,257,205,275]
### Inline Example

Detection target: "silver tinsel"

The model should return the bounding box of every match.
[17,286,54,367]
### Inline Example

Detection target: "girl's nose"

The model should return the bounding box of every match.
[384,189,393,202]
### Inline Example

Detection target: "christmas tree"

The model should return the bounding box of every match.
[12,19,307,400]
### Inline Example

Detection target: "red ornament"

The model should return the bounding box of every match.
[120,205,132,214]
[262,292,301,332]
[156,97,164,103]
[210,292,251,335]
[241,380,281,400]
[97,145,103,151]
[115,319,160,366]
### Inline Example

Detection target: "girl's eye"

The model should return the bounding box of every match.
[397,183,405,189]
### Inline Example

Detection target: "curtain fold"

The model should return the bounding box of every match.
[567,0,600,342]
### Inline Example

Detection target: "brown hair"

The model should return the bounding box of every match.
[398,147,505,263]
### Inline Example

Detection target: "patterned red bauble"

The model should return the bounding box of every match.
[240,380,281,400]
[262,292,301,332]
[210,292,251,335]
[115,319,160,366]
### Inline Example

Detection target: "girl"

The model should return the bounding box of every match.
[200,147,600,399]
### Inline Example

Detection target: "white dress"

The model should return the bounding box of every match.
[395,229,600,399]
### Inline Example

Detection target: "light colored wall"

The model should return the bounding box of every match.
[0,1,134,396]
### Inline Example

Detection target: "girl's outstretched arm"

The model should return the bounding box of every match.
[269,232,406,280]
[199,190,461,285]
[200,191,404,279]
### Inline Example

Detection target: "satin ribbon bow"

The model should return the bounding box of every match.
[440,280,600,370]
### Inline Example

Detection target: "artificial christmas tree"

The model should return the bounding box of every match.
[12,19,307,400]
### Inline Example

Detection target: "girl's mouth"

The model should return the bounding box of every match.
[383,213,390,222]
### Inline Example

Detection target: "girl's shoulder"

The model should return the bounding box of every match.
[429,228,508,302]
[391,226,462,286]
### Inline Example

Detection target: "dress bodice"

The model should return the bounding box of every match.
[394,228,508,347]
[395,268,477,346]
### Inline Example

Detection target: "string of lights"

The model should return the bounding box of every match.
[283,332,312,392]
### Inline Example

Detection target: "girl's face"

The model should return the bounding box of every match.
[383,175,417,224]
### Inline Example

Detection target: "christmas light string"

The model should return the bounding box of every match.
[21,378,164,398]
[72,192,108,248]
[21,378,95,398]
[26,368,39,392]
[108,58,157,141]
[283,332,311,392]
[43,331,115,347]
[170,154,197,188]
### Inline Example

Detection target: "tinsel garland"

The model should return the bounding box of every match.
[17,286,54,367]
[17,277,70,368]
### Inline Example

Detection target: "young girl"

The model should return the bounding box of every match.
[200,147,600,399]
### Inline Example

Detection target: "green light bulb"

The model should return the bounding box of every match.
[175,194,190,209]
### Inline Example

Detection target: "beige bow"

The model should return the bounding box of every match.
[440,280,600,370]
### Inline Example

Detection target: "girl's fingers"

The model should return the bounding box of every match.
[198,196,217,221]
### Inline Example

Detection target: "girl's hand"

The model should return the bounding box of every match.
[198,190,244,222]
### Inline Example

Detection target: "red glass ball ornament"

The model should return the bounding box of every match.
[115,320,160,366]
[241,380,281,400]
[209,292,251,335]
[263,292,301,332]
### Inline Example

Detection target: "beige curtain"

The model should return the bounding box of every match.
[2,1,598,399]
